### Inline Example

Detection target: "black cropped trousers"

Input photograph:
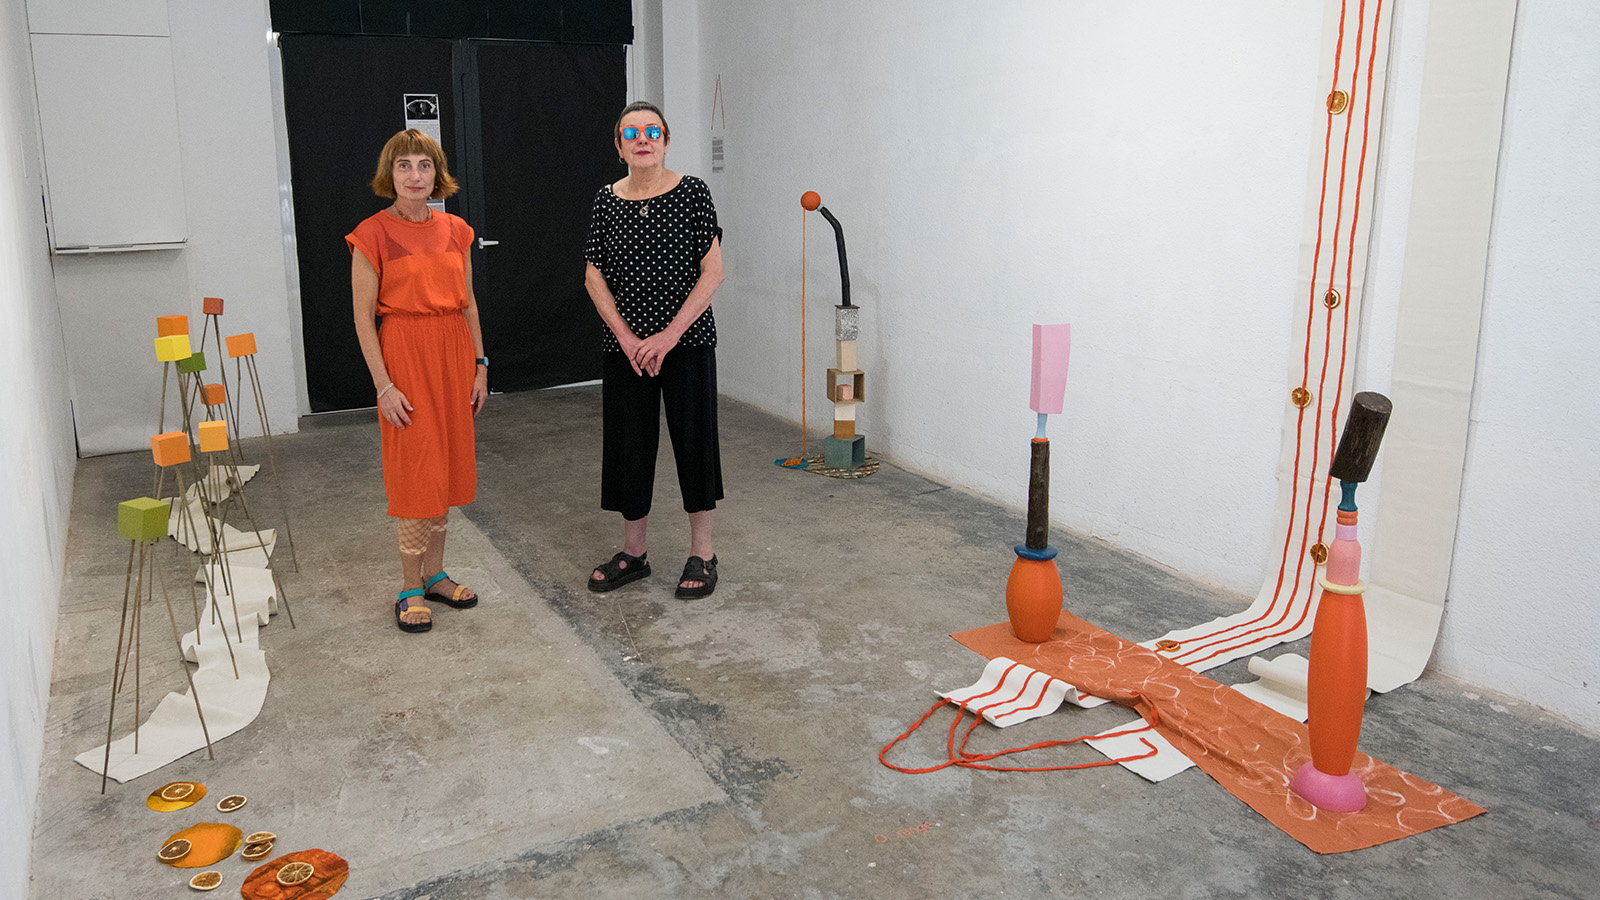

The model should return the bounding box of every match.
[600,346,723,521]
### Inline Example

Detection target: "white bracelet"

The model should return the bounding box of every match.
[377,382,395,400]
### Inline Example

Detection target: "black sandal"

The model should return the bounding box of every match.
[675,555,718,599]
[588,551,650,592]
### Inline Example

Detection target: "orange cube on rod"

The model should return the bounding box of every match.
[225,332,257,358]
[150,431,191,468]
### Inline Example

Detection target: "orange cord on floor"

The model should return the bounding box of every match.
[880,664,1162,774]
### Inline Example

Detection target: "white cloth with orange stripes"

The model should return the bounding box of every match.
[943,654,1327,782]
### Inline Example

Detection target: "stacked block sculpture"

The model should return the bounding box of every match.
[1004,324,1072,642]
[1290,391,1392,812]
[801,190,868,471]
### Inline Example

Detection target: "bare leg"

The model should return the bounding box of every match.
[681,509,716,590]
[592,514,650,584]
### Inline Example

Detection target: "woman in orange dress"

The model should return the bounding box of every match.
[346,129,488,633]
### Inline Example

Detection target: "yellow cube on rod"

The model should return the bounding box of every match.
[154,334,192,362]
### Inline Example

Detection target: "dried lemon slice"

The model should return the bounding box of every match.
[240,841,274,861]
[244,831,276,845]
[276,861,314,885]
[160,783,195,801]
[159,839,192,861]
[188,871,222,891]
[215,794,247,812]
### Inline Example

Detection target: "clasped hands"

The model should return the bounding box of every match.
[622,329,680,377]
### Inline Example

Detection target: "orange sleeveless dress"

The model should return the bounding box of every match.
[346,210,477,518]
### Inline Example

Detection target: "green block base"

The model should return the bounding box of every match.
[176,349,207,374]
[118,497,170,541]
[823,435,866,470]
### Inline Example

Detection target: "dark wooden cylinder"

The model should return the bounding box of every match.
[1026,439,1050,550]
[1329,391,1393,483]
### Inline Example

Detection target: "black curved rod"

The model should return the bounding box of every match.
[816,206,854,308]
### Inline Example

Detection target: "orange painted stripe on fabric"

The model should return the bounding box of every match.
[1169,1,1391,667]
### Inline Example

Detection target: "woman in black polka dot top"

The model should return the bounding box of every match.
[584,101,726,600]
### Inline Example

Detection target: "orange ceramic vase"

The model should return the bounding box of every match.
[1005,553,1062,643]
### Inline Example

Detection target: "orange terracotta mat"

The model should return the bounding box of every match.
[951,610,1484,853]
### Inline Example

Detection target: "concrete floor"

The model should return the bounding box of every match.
[30,386,1599,899]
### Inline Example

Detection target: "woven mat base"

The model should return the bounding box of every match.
[796,453,879,479]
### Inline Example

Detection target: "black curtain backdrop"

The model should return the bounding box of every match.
[269,0,631,44]
[280,34,457,413]
[470,41,624,393]
[280,34,624,411]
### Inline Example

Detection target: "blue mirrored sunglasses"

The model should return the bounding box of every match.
[620,125,663,141]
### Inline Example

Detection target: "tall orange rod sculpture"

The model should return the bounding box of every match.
[1290,390,1392,812]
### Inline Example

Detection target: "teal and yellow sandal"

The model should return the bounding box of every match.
[395,589,432,633]
[424,571,478,609]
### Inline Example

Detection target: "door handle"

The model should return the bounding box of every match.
[477,237,500,249]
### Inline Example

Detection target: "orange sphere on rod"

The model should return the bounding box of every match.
[801,190,821,211]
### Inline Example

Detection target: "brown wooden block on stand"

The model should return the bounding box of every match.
[833,420,856,439]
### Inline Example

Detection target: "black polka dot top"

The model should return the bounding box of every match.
[584,174,723,352]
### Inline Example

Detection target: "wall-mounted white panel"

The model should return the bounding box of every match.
[31,32,186,249]
[26,0,169,36]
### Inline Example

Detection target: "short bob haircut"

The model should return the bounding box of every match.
[613,101,671,144]
[370,129,460,200]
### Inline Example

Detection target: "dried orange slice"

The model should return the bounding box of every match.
[216,794,247,812]
[159,839,192,861]
[240,841,274,861]
[161,783,196,801]
[276,861,314,885]
[244,831,276,845]
[188,871,222,891]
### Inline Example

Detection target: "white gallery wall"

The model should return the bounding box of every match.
[1439,2,1599,728]
[0,0,76,897]
[39,0,298,456]
[696,2,1323,595]
[684,0,1598,730]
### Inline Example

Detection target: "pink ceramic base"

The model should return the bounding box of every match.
[1290,761,1368,812]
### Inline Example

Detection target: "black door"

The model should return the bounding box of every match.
[467,40,624,393]
[279,34,622,412]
